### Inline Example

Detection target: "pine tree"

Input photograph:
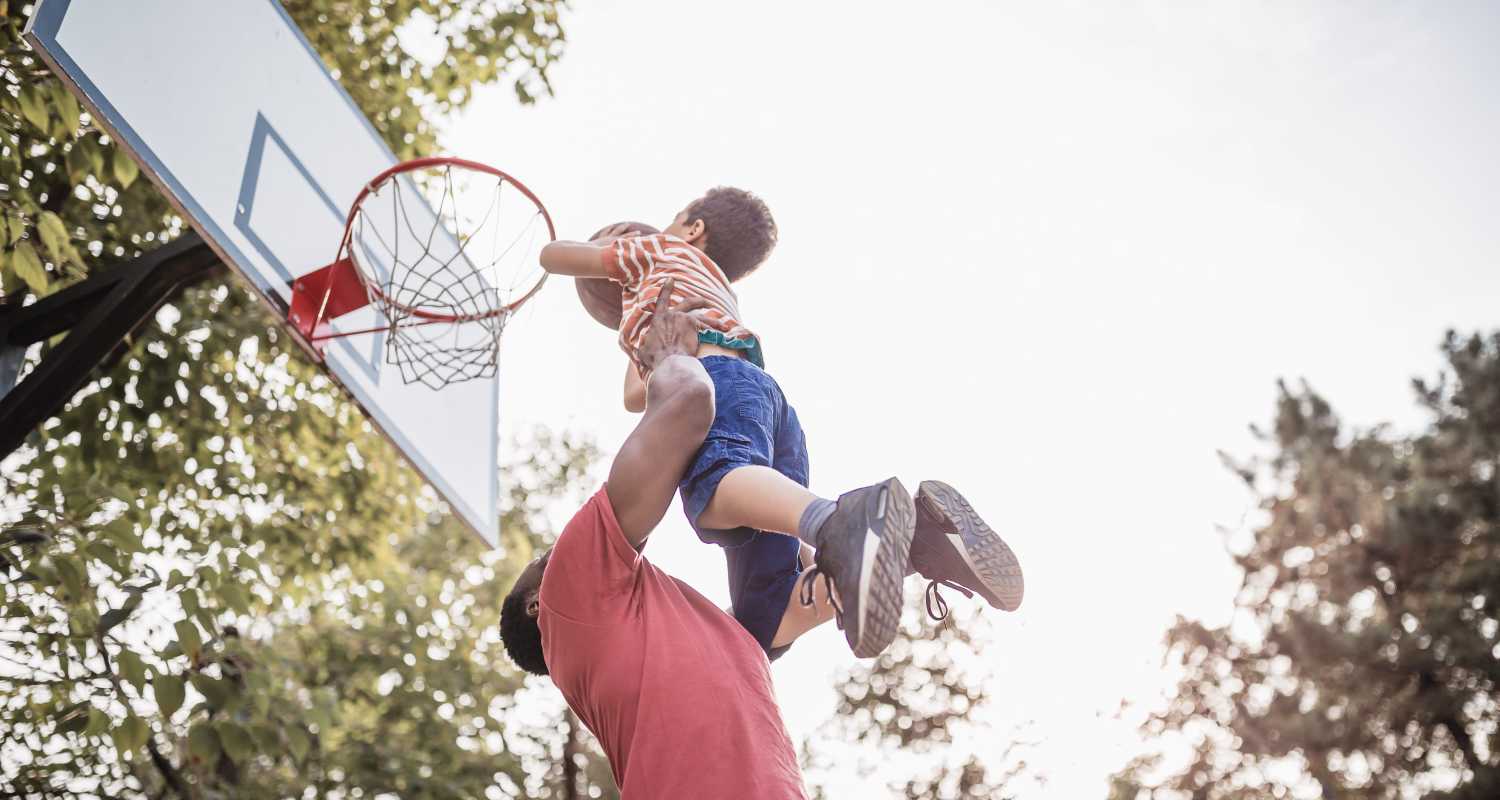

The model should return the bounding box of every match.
[1111,331,1500,799]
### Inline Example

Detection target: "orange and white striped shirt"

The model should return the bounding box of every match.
[603,234,761,374]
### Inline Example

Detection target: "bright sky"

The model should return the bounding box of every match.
[439,2,1500,796]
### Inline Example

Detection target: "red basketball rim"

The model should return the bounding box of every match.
[334,155,556,324]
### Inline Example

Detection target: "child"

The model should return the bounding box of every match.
[539,187,1022,658]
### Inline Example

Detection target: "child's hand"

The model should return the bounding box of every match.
[637,278,710,375]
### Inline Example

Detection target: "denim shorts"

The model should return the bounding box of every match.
[679,355,809,659]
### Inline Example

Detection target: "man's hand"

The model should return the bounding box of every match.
[637,277,710,376]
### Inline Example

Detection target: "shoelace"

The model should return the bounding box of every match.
[923,578,974,621]
[797,566,845,629]
[803,565,975,625]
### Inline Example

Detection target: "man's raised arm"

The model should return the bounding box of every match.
[604,280,716,548]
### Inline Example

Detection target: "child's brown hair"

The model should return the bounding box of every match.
[686,186,777,281]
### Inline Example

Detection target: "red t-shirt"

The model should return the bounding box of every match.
[539,487,808,799]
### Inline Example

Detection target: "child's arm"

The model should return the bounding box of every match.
[623,360,647,413]
[539,240,612,278]
[539,223,644,278]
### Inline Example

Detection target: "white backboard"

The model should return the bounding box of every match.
[27,0,502,544]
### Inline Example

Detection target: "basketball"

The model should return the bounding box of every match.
[575,221,659,330]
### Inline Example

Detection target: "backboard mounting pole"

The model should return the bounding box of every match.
[0,232,223,459]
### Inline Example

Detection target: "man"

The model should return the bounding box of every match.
[499,282,826,798]
[500,279,1022,796]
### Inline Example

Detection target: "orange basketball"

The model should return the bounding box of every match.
[575,221,659,330]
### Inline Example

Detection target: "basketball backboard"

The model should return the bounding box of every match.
[26,0,504,544]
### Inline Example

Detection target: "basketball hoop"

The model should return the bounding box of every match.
[289,156,555,389]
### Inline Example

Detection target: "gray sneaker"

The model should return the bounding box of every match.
[799,477,915,658]
[909,480,1024,618]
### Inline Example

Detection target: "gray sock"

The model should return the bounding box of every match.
[796,497,837,549]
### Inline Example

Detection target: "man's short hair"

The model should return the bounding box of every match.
[500,588,548,676]
[685,186,777,281]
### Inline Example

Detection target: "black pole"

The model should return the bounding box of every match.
[0,232,222,458]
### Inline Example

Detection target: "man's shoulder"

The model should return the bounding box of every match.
[537,487,644,619]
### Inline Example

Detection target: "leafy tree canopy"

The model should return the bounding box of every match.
[1112,332,1500,800]
[0,2,605,797]
[804,609,1040,799]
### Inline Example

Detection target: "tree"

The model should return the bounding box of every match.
[1111,331,1500,799]
[802,608,1039,799]
[0,278,614,797]
[0,1,603,797]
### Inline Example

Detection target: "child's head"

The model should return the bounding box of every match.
[664,186,777,281]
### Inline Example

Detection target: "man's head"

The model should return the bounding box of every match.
[663,186,777,281]
[500,548,552,676]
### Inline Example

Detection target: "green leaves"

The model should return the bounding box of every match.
[174,619,203,661]
[35,210,87,276]
[11,240,46,293]
[113,149,140,189]
[805,611,1026,796]
[95,521,142,559]
[1113,331,1500,796]
[153,673,185,717]
[188,672,231,710]
[220,583,251,614]
[116,649,147,692]
[284,725,310,762]
[4,215,24,247]
[111,714,150,754]
[84,707,111,738]
[187,722,220,762]
[36,212,67,256]
[216,720,254,762]
[0,1,592,796]
[52,84,80,139]
[16,85,49,132]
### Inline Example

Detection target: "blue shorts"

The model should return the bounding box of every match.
[680,356,809,660]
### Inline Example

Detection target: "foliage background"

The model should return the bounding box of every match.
[1110,333,1500,799]
[0,2,628,797]
[0,2,1033,796]
[13,1,1486,798]
[804,609,1039,799]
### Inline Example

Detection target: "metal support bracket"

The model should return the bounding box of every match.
[286,255,370,354]
[0,231,223,459]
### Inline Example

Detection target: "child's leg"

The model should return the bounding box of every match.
[769,543,839,649]
[695,465,821,536]
[679,357,810,548]
[681,356,913,658]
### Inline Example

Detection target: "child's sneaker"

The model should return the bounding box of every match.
[799,477,915,658]
[909,480,1024,618]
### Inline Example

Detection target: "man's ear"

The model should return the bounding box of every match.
[685,218,707,246]
[526,592,540,618]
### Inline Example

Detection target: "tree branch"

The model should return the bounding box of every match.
[146,737,192,799]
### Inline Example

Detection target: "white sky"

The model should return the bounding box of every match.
[438,2,1500,796]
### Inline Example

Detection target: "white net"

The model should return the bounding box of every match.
[343,161,551,389]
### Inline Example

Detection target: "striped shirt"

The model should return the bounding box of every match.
[603,234,760,373]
